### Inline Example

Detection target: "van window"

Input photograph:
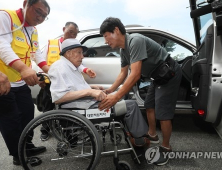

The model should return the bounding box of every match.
[81,34,192,60]
[145,34,193,61]
[196,0,213,43]
[82,36,120,57]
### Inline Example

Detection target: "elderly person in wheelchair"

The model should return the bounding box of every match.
[17,38,151,169]
[48,38,150,146]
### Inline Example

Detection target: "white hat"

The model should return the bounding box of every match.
[60,39,88,55]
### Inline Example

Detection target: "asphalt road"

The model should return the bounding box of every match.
[1,107,222,170]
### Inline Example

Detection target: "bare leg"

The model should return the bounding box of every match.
[146,108,156,136]
[160,120,172,148]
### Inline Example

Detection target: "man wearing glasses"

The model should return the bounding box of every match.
[0,0,50,166]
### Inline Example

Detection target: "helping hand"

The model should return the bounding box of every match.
[21,68,39,86]
[98,94,118,111]
[103,88,113,94]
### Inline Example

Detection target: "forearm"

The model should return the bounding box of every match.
[90,85,99,89]
[11,60,29,73]
[114,61,142,100]
[109,67,128,92]
[110,76,125,92]
[10,59,39,86]
[90,85,104,90]
[114,73,140,101]
[35,47,48,72]
[55,89,92,104]
[41,65,49,73]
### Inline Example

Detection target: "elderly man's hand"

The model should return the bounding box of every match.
[98,94,118,111]
[86,68,96,78]
[0,72,11,96]
[91,89,107,101]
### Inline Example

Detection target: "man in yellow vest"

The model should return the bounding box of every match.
[0,0,50,166]
[39,21,96,141]
[41,21,96,77]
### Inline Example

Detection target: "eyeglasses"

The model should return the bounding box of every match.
[32,5,48,21]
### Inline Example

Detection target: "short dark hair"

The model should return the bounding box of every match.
[28,0,50,14]
[100,17,126,35]
[65,22,78,29]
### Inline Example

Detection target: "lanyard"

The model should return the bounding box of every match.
[24,27,33,52]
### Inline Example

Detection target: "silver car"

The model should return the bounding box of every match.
[31,0,222,136]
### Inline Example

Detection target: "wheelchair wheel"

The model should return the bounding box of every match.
[18,110,102,170]
[49,118,92,143]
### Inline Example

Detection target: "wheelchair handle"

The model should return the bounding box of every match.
[36,73,50,84]
[36,73,44,81]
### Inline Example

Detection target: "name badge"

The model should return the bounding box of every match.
[86,109,111,119]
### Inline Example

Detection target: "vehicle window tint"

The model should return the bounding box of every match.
[166,41,193,61]
[146,34,193,61]
[196,0,213,43]
[81,36,120,57]
[82,37,105,47]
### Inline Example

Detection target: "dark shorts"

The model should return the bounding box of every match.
[144,61,182,120]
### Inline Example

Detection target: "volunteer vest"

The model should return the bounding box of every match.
[0,10,39,82]
[46,39,61,66]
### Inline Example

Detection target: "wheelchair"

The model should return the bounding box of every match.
[18,73,142,170]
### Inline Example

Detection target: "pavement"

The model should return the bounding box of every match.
[1,107,222,170]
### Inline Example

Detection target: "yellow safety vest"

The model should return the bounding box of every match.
[46,39,61,66]
[0,10,38,82]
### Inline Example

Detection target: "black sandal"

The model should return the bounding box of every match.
[28,157,42,167]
